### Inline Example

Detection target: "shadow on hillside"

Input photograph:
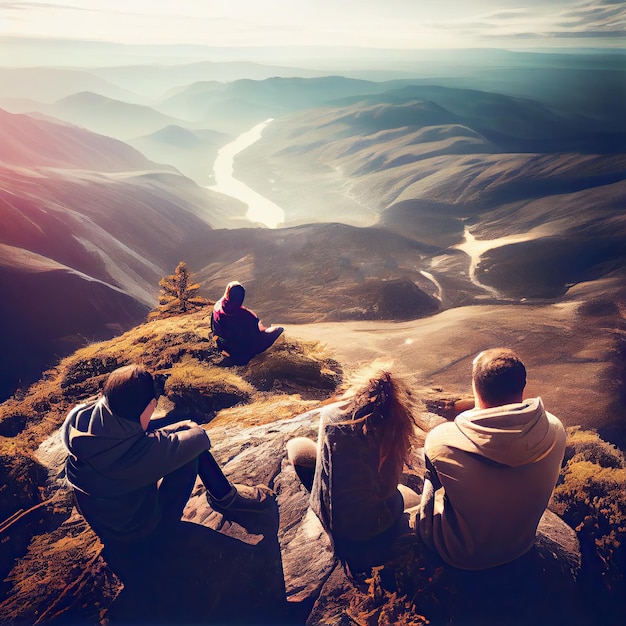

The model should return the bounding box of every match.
[106,519,290,625]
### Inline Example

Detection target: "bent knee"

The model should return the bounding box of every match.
[286,437,317,467]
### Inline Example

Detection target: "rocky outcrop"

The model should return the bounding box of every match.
[0,405,583,625]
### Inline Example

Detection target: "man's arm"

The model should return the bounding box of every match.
[424,454,443,491]
[419,453,442,548]
[110,423,211,490]
[157,420,211,440]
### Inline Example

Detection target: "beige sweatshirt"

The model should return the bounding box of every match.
[420,397,566,570]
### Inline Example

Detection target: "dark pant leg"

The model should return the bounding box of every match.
[197,449,233,499]
[255,327,284,355]
[158,457,199,526]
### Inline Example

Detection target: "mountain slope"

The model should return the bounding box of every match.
[234,87,626,301]
[129,125,230,185]
[49,92,189,140]
[0,244,148,401]
[0,110,237,400]
[194,223,442,324]
[335,84,621,153]
[0,108,165,171]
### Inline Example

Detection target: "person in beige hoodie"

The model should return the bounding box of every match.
[419,348,566,570]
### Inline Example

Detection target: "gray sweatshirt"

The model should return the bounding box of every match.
[62,397,210,542]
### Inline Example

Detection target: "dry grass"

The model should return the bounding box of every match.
[240,336,342,395]
[551,427,626,612]
[0,309,342,460]
[208,394,320,429]
[562,425,626,469]
[165,356,254,417]
[0,513,114,625]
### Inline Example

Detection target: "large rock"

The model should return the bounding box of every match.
[305,508,582,626]
[2,406,583,625]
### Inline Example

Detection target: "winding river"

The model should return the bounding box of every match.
[453,226,540,297]
[209,119,285,228]
[209,121,543,301]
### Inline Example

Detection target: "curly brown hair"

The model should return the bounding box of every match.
[338,370,419,483]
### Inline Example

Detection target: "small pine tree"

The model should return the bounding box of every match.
[149,261,210,319]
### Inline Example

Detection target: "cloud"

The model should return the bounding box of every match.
[480,9,530,21]
[0,2,92,10]
[438,1,626,45]
[1,0,623,48]
[561,3,626,26]
[551,1,626,37]
[552,29,626,37]
[501,29,626,39]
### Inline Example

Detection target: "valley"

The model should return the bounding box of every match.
[0,26,625,625]
[0,46,624,444]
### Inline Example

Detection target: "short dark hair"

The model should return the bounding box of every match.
[472,348,526,407]
[103,364,156,422]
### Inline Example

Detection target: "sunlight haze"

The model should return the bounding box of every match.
[1,0,624,49]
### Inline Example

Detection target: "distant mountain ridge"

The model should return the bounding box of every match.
[0,108,162,171]
[1,62,625,412]
[0,109,232,399]
[49,92,190,140]
[327,84,623,153]
[0,66,138,103]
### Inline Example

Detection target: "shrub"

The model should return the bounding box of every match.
[61,355,121,389]
[563,426,626,469]
[552,428,626,622]
[165,358,253,419]
[553,460,626,570]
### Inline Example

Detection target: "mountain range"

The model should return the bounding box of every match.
[0,108,242,398]
[0,46,625,626]
[0,52,624,445]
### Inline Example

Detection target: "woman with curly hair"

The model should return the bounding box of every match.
[286,369,421,567]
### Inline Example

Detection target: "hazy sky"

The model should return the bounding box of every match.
[0,0,624,48]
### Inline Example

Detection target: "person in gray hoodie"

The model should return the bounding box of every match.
[62,364,274,547]
[419,348,566,570]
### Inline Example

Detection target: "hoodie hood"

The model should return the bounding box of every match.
[454,397,560,467]
[216,281,245,314]
[63,397,144,467]
[212,282,260,338]
[62,397,156,496]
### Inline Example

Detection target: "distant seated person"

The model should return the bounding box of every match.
[211,281,284,365]
[62,364,275,564]
[286,371,421,569]
[418,348,566,570]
